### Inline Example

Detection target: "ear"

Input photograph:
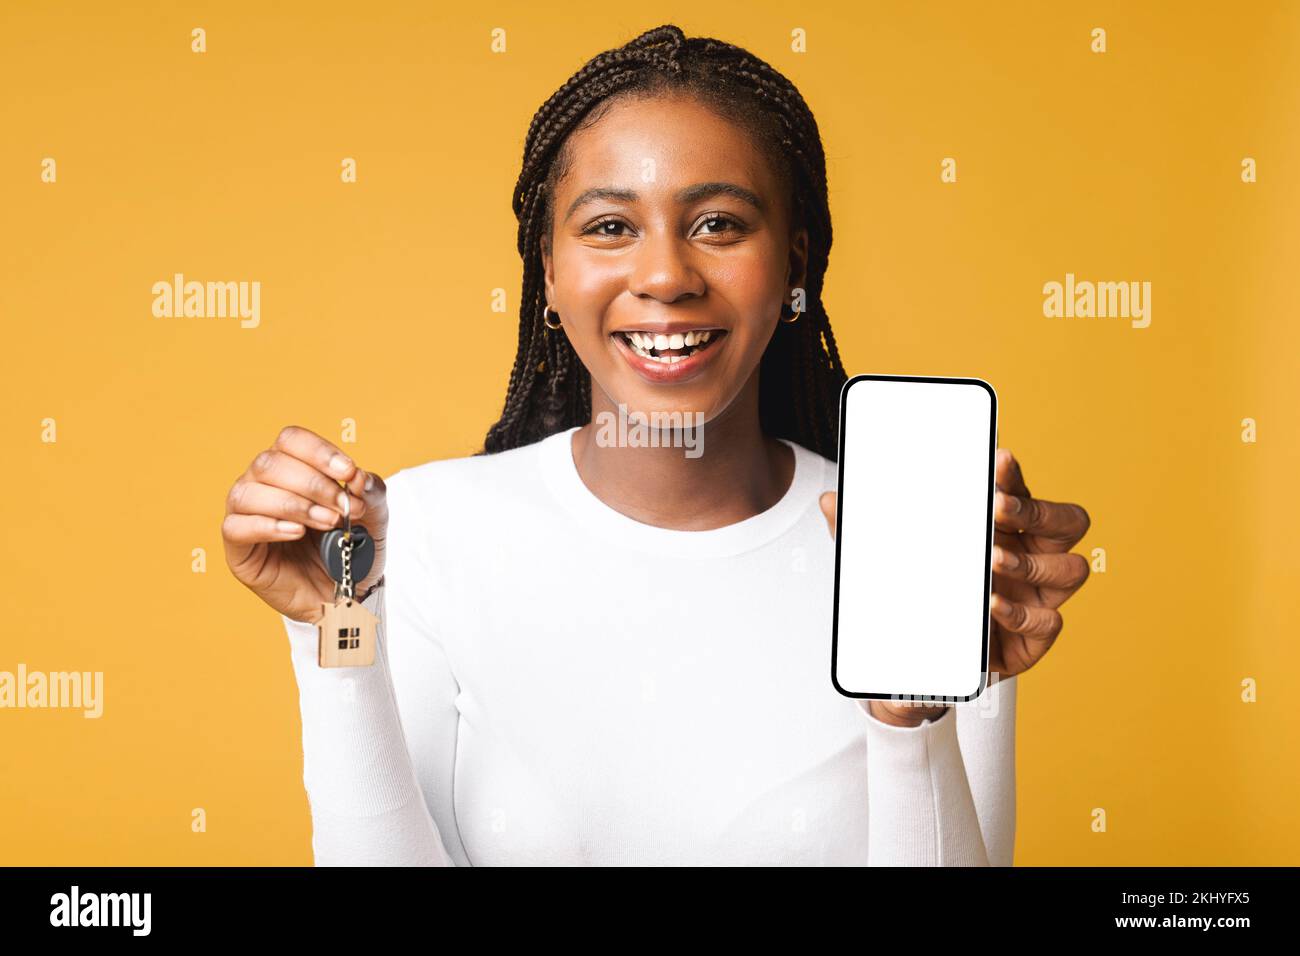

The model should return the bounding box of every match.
[786,227,809,303]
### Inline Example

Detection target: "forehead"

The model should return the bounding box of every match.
[554,92,782,201]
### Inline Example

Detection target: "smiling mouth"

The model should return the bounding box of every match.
[610,329,728,364]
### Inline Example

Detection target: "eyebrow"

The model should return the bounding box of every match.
[563,181,765,221]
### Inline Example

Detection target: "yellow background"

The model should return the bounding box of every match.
[2,0,1296,865]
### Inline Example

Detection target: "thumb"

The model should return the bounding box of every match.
[359,469,387,518]
[342,468,388,529]
[819,491,836,539]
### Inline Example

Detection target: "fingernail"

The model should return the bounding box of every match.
[1004,493,1021,514]
[276,520,304,533]
[996,546,1020,570]
[364,472,374,492]
[309,505,336,525]
[329,454,352,477]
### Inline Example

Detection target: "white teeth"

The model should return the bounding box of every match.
[618,329,723,363]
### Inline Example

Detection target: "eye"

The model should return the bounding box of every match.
[581,216,633,238]
[694,214,744,237]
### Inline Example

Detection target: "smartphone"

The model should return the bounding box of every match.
[830,374,997,703]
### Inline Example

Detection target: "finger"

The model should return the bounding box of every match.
[335,485,369,527]
[992,546,1089,591]
[994,528,1022,551]
[995,448,1031,498]
[273,425,359,486]
[820,491,836,539]
[990,592,1062,642]
[221,512,307,546]
[345,464,372,499]
[244,449,367,520]
[992,547,1090,610]
[227,479,343,531]
[340,470,387,543]
[995,492,1091,551]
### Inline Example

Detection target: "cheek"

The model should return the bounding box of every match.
[706,248,786,331]
[554,247,623,320]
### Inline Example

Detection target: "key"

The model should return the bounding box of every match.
[316,482,378,668]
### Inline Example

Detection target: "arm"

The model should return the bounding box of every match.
[955,673,1017,867]
[858,674,1017,866]
[860,701,992,866]
[280,470,460,866]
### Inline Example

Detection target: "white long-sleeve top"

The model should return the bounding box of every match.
[281,425,1017,866]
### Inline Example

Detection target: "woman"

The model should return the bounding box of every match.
[222,24,1091,866]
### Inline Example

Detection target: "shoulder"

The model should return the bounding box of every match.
[378,431,568,573]
[382,430,561,520]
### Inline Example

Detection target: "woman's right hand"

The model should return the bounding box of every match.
[222,425,388,624]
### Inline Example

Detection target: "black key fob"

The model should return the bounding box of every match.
[320,525,375,585]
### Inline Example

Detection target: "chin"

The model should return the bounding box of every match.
[606,391,714,423]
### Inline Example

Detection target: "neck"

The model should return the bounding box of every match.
[570,372,796,531]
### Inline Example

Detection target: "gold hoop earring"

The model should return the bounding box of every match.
[543,305,562,330]
[780,302,801,324]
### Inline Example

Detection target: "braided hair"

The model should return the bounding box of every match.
[479,23,848,460]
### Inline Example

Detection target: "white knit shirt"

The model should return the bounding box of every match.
[281,425,1017,865]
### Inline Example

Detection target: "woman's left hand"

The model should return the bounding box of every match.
[819,448,1092,727]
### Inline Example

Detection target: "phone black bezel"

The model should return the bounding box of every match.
[829,373,997,704]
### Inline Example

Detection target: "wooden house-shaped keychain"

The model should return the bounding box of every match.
[318,595,377,668]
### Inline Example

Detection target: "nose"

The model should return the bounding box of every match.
[626,232,706,304]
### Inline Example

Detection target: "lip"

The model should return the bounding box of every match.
[609,329,729,385]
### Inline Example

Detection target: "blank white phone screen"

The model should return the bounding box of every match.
[833,376,996,701]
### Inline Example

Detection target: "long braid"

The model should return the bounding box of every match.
[481,24,849,460]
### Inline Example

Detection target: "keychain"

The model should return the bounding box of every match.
[316,486,379,668]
